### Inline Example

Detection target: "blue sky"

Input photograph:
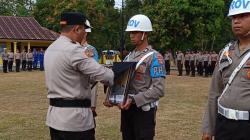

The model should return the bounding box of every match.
[114,0,123,8]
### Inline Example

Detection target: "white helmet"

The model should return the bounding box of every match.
[85,20,93,32]
[125,14,153,32]
[228,0,250,16]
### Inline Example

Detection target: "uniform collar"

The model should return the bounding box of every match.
[60,35,80,45]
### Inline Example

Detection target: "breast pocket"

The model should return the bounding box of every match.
[134,63,147,84]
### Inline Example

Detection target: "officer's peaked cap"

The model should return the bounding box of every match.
[60,12,90,28]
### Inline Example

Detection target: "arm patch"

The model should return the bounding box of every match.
[150,53,166,78]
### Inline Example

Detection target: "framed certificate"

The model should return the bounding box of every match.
[106,62,136,105]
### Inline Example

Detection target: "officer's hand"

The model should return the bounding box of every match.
[120,98,132,110]
[103,100,113,107]
[202,133,212,140]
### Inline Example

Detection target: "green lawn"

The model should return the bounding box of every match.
[0,71,210,140]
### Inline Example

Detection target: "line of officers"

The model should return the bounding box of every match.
[1,48,44,73]
[164,50,219,77]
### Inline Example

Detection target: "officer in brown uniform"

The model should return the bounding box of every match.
[44,12,114,140]
[21,49,27,71]
[210,51,218,73]
[8,50,14,72]
[164,50,171,75]
[1,48,8,73]
[15,49,21,72]
[196,51,203,76]
[177,50,184,76]
[184,51,191,75]
[189,51,196,77]
[27,49,33,71]
[112,14,165,140]
[202,51,210,77]
[202,1,250,139]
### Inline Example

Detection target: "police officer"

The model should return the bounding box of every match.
[1,48,8,73]
[202,51,209,77]
[44,12,114,140]
[184,51,190,75]
[33,49,38,70]
[196,51,203,76]
[81,19,99,117]
[210,51,218,73]
[164,50,171,75]
[15,49,21,72]
[189,51,196,77]
[21,49,27,71]
[27,49,33,71]
[108,14,165,140]
[202,1,250,139]
[176,50,184,76]
[38,49,44,71]
[8,50,14,72]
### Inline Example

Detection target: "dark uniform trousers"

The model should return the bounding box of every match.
[49,127,95,140]
[3,60,8,73]
[8,59,13,72]
[121,105,156,140]
[211,61,216,74]
[165,60,170,75]
[203,61,209,77]
[22,60,26,71]
[215,114,250,140]
[190,60,195,76]
[177,60,183,76]
[197,62,203,76]
[184,60,190,75]
[15,59,20,72]
[27,60,32,71]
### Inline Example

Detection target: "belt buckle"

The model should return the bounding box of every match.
[228,109,238,120]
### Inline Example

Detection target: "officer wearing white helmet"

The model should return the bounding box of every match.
[44,12,114,140]
[202,0,250,140]
[116,14,165,140]
[81,19,99,117]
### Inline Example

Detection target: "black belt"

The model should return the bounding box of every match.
[50,98,91,108]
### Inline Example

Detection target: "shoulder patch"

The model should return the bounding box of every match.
[150,53,166,78]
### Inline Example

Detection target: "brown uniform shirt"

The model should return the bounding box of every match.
[124,46,165,107]
[202,41,250,135]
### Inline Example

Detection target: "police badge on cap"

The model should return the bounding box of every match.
[60,12,90,28]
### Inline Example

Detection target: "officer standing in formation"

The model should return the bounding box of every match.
[15,49,21,72]
[189,51,196,77]
[44,12,114,140]
[27,49,33,71]
[202,0,250,139]
[21,49,27,71]
[176,50,184,76]
[33,49,38,70]
[196,51,203,76]
[1,48,8,73]
[184,51,190,75]
[8,50,14,72]
[81,19,99,118]
[113,14,165,140]
[38,49,44,71]
[202,51,210,77]
[164,50,171,75]
[210,51,218,73]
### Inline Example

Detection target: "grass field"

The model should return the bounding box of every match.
[0,71,211,140]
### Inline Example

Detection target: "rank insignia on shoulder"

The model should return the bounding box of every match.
[150,53,166,78]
